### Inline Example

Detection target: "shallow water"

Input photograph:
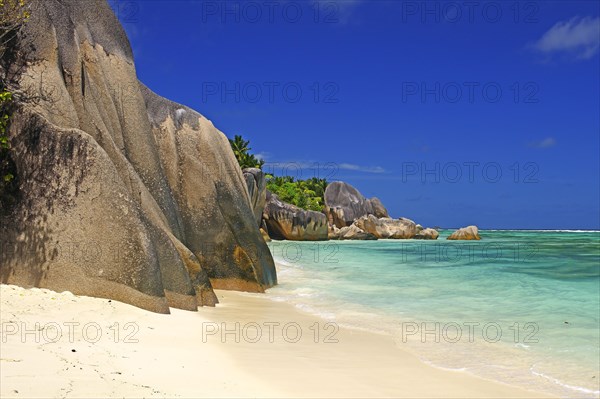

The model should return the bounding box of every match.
[267,230,600,398]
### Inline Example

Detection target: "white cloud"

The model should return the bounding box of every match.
[529,137,557,149]
[262,160,386,176]
[254,152,269,162]
[338,163,386,174]
[533,16,600,60]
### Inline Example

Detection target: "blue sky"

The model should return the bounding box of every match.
[110,0,600,229]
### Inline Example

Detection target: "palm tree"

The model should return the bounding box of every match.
[229,135,250,161]
[228,134,264,169]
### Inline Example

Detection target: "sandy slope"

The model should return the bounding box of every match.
[0,284,551,398]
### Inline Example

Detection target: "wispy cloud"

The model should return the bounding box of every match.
[338,163,386,174]
[255,152,269,162]
[263,160,386,176]
[529,137,557,149]
[532,16,600,61]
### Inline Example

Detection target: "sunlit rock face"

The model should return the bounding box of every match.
[0,0,276,313]
[329,224,377,240]
[447,226,481,240]
[324,181,388,228]
[414,228,440,240]
[354,215,418,239]
[263,192,329,241]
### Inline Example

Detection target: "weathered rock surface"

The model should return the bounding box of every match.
[0,0,276,313]
[354,215,418,239]
[447,226,481,240]
[414,228,440,240]
[260,227,271,242]
[329,224,377,240]
[243,168,267,226]
[324,181,388,227]
[369,197,389,218]
[259,220,271,242]
[263,192,328,241]
[325,206,348,230]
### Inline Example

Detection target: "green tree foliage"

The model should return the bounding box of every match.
[228,134,264,169]
[266,176,328,212]
[229,134,328,212]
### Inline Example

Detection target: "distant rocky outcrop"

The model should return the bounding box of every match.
[447,226,481,240]
[329,224,377,240]
[0,0,276,314]
[415,228,439,240]
[354,215,418,239]
[263,191,328,241]
[243,168,267,226]
[325,181,389,228]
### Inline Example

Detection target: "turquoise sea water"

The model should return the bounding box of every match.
[267,230,600,398]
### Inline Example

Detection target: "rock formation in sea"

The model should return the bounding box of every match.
[329,224,377,240]
[261,179,443,241]
[354,215,418,239]
[324,181,389,228]
[447,226,481,240]
[262,191,329,241]
[0,0,276,313]
[414,228,440,240]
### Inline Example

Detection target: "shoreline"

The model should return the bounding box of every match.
[267,238,600,399]
[0,284,552,398]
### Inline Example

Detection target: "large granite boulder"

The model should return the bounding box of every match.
[414,228,440,240]
[447,226,481,240]
[369,197,389,218]
[354,215,418,239]
[0,0,276,313]
[325,206,349,230]
[243,168,267,226]
[263,192,328,241]
[324,181,388,227]
[329,224,377,240]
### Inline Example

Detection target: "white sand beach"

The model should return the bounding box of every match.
[0,283,552,398]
